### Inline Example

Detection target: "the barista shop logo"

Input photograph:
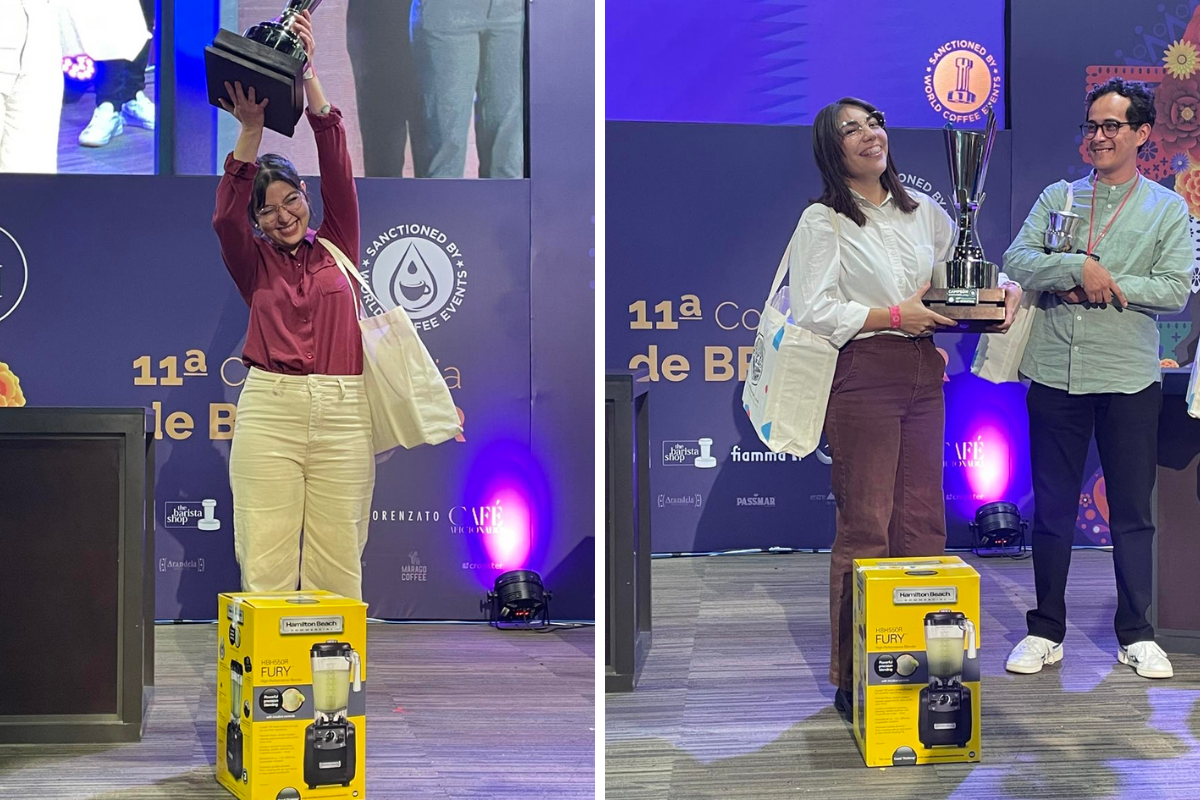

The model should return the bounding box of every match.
[361,223,468,331]
[925,40,1001,123]
[163,499,222,530]
[0,226,30,323]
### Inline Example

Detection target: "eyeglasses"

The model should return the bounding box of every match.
[255,192,306,225]
[840,113,886,141]
[1079,120,1139,139]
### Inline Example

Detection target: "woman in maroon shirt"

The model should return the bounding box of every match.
[212,12,373,600]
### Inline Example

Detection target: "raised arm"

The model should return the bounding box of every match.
[213,81,269,301]
[292,11,359,259]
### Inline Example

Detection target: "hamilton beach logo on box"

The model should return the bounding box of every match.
[0,226,30,323]
[163,498,222,530]
[924,39,1001,123]
[159,557,205,572]
[402,550,428,582]
[361,223,467,331]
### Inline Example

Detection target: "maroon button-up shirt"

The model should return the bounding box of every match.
[212,106,363,376]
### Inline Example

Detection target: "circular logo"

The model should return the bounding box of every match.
[924,40,1002,123]
[0,226,29,324]
[749,334,765,384]
[362,223,468,327]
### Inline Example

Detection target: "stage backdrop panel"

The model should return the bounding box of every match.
[0,175,541,620]
[606,0,1006,128]
[605,121,1026,554]
[1010,0,1200,546]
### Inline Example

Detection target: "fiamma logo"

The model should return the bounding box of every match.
[924,39,1001,123]
[0,226,30,324]
[449,501,504,535]
[361,223,468,332]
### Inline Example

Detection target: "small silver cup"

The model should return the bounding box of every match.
[1043,210,1083,253]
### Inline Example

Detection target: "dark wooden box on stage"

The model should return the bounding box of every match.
[204,29,305,136]
[0,408,155,743]
[924,287,1007,332]
[1152,369,1200,655]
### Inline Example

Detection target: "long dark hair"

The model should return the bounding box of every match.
[811,97,916,227]
[247,153,307,231]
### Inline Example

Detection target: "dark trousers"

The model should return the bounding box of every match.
[825,336,948,690]
[1025,381,1161,647]
[95,0,154,107]
[346,0,418,177]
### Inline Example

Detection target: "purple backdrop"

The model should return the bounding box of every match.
[606,0,1006,128]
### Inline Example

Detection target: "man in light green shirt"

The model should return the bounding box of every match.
[1002,77,1191,681]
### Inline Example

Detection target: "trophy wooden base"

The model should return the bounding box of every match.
[923,287,1007,334]
[205,29,305,137]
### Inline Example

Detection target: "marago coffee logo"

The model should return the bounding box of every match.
[361,223,468,332]
[924,39,1001,123]
[0,226,29,323]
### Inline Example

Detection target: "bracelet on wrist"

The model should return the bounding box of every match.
[889,305,902,330]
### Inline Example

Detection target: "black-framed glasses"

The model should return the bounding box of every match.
[840,112,886,141]
[255,191,306,225]
[1080,120,1139,139]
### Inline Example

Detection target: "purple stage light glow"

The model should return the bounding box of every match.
[963,423,1011,503]
[62,55,95,83]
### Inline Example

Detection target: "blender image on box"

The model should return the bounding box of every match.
[918,610,976,748]
[227,660,245,780]
[304,641,362,789]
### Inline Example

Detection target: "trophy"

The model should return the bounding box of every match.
[204,0,324,137]
[923,108,1007,331]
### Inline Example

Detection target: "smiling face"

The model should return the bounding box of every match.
[837,105,888,185]
[256,180,310,249]
[1086,92,1150,178]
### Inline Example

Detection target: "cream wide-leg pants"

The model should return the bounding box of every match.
[229,368,375,600]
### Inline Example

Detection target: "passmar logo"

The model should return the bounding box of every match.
[0,226,29,323]
[924,39,1001,123]
[361,223,468,331]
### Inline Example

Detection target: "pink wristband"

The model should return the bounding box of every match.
[889,305,901,329]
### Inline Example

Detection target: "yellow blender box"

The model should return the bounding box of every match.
[216,591,367,800]
[852,556,981,768]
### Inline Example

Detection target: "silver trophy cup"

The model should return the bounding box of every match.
[1043,210,1083,253]
[924,107,1007,331]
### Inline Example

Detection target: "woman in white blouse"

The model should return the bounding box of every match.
[789,97,1019,720]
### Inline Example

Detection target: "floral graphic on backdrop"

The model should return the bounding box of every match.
[0,361,25,407]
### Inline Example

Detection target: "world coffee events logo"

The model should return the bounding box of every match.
[925,39,1001,123]
[361,223,468,331]
[0,226,30,323]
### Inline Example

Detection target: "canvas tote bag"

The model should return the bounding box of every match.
[970,289,1037,383]
[741,209,840,458]
[319,237,462,453]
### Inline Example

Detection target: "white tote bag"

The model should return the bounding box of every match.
[971,290,1037,384]
[59,0,152,62]
[319,238,462,454]
[741,212,840,458]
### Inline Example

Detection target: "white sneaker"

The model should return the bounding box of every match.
[79,103,124,147]
[1118,641,1173,679]
[121,91,155,130]
[1005,635,1064,674]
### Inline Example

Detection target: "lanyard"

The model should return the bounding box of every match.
[1086,172,1140,256]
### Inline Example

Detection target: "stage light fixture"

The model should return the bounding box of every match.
[482,569,552,628]
[970,501,1028,556]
